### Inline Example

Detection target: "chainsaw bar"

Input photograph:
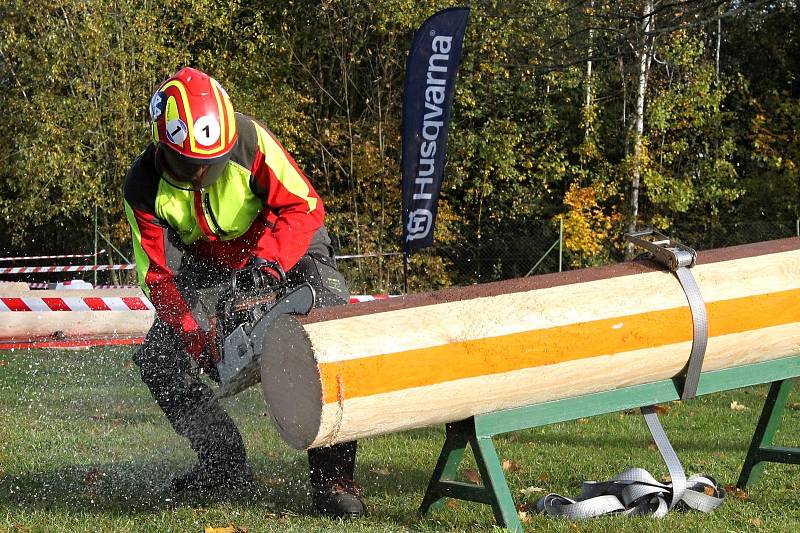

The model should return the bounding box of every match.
[214,283,315,399]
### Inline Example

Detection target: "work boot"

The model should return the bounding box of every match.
[312,477,366,518]
[169,460,253,492]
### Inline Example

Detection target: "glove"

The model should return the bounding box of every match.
[198,352,221,383]
[183,328,219,382]
[183,328,208,362]
[245,256,285,284]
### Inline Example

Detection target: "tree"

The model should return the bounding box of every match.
[0,1,182,253]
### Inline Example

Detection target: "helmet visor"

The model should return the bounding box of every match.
[159,146,227,190]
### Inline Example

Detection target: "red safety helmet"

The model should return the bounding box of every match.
[149,67,237,189]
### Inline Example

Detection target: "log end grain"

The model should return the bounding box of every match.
[260,314,323,449]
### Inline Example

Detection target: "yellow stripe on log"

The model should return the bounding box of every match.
[319,288,800,404]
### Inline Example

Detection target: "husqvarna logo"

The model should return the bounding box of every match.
[405,35,455,245]
[406,209,433,241]
[410,35,454,203]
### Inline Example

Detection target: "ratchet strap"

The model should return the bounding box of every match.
[536,405,725,518]
[626,229,708,400]
[536,231,724,518]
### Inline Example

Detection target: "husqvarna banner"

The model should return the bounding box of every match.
[401,7,469,252]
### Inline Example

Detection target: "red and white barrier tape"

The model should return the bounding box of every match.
[349,294,393,303]
[0,250,106,262]
[22,283,138,290]
[0,264,135,275]
[0,294,395,350]
[0,294,394,312]
[0,296,154,312]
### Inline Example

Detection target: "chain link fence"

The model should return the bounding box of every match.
[4,220,797,293]
[336,220,800,294]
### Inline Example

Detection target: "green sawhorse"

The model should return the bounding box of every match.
[419,356,800,532]
[737,378,800,489]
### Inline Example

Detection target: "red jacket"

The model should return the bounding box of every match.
[123,114,324,357]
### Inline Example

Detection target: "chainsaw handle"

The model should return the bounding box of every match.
[256,259,287,284]
[230,258,286,296]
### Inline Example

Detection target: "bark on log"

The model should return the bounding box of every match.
[260,238,800,449]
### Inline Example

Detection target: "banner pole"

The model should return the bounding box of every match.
[93,206,98,286]
[403,252,410,294]
[559,216,564,272]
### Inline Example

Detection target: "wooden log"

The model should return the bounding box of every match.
[0,288,154,340]
[260,238,800,449]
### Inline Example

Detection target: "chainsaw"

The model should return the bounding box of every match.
[210,260,315,399]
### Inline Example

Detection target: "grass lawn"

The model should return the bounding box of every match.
[2,346,800,532]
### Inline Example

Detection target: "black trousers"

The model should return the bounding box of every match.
[134,228,357,487]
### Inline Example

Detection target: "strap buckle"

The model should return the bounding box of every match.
[626,229,707,401]
[626,229,697,271]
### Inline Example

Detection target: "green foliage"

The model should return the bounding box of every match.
[748,93,800,218]
[641,31,742,226]
[0,0,177,247]
[0,0,797,287]
[705,1,800,225]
